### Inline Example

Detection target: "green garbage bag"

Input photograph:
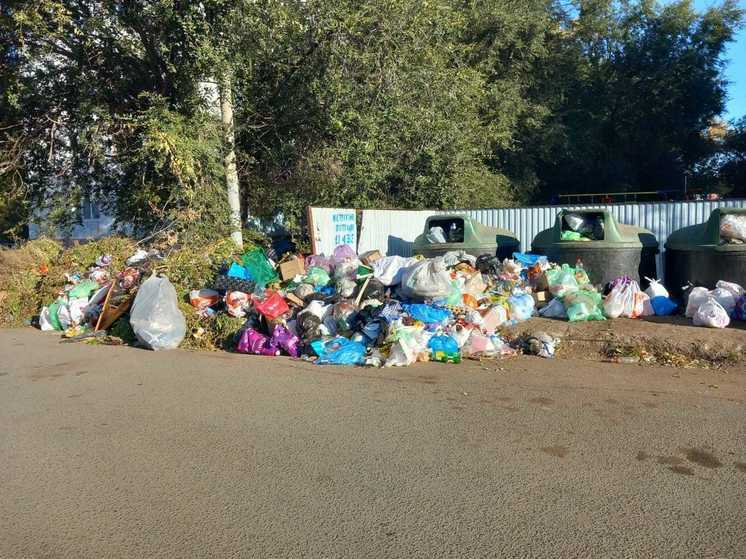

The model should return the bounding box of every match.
[305,266,330,287]
[68,279,99,300]
[562,288,605,321]
[47,299,63,331]
[561,230,588,241]
[242,248,279,287]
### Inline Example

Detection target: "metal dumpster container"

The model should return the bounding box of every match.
[531,209,659,287]
[665,208,746,297]
[413,214,520,259]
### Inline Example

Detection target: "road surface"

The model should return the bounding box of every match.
[1,328,745,558]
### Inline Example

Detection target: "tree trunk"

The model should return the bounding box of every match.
[219,71,243,250]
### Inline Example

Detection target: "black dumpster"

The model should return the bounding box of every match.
[531,209,659,287]
[665,208,746,297]
[413,214,520,259]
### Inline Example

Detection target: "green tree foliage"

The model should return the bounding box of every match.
[0,0,743,242]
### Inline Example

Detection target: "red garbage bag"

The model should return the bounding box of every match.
[252,289,290,320]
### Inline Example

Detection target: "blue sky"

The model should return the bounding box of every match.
[692,0,746,121]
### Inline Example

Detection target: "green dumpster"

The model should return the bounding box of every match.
[665,208,746,297]
[413,214,520,259]
[531,209,659,287]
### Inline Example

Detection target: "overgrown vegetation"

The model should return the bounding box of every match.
[1,1,743,242]
[0,235,257,350]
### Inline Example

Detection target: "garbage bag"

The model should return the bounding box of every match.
[716,280,744,298]
[461,332,496,359]
[129,275,186,350]
[564,288,605,321]
[426,226,447,244]
[46,300,64,330]
[242,248,279,287]
[271,325,301,358]
[372,256,418,286]
[225,291,251,318]
[442,250,477,267]
[560,230,585,241]
[190,289,220,310]
[227,262,252,281]
[693,298,730,329]
[710,287,738,316]
[650,296,678,316]
[68,279,99,300]
[314,337,366,366]
[685,286,710,318]
[475,255,501,276]
[448,324,474,348]
[538,298,566,319]
[252,289,290,321]
[403,304,452,324]
[481,305,508,332]
[720,214,746,242]
[428,335,461,363]
[384,322,432,366]
[545,264,579,298]
[603,278,645,319]
[305,255,332,273]
[399,257,453,301]
[512,253,548,267]
[39,306,56,331]
[236,328,280,356]
[305,266,331,287]
[332,244,357,262]
[462,273,487,297]
[507,293,535,322]
[644,278,669,299]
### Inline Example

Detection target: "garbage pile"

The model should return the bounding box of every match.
[36,238,745,361]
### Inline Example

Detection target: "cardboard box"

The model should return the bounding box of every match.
[359,250,383,266]
[285,293,305,307]
[278,256,305,281]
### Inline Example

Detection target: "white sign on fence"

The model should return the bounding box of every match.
[308,207,357,256]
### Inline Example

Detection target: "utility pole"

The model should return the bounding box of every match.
[218,71,243,250]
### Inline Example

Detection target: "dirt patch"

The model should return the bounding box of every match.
[669,465,695,476]
[503,317,745,369]
[541,445,568,458]
[682,447,722,469]
[734,462,746,473]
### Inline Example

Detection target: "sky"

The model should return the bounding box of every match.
[693,0,746,121]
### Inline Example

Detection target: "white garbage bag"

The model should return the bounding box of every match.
[129,275,186,350]
[399,257,453,301]
[644,278,669,299]
[372,256,418,286]
[693,298,730,329]
[685,286,710,318]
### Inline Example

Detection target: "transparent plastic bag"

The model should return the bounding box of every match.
[693,298,730,329]
[372,256,418,286]
[399,258,453,301]
[564,288,605,321]
[685,286,710,318]
[507,293,535,322]
[130,275,186,350]
[538,298,566,319]
[545,264,579,297]
[720,215,746,242]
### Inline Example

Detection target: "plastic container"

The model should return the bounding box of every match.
[665,208,746,297]
[413,214,520,259]
[531,209,659,287]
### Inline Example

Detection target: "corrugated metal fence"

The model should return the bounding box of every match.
[356,200,746,278]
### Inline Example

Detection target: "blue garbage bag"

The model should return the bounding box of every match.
[403,304,452,324]
[227,262,253,281]
[313,337,366,365]
[650,296,678,316]
[512,252,548,267]
[427,335,461,363]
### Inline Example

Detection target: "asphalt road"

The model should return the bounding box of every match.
[1,328,745,558]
